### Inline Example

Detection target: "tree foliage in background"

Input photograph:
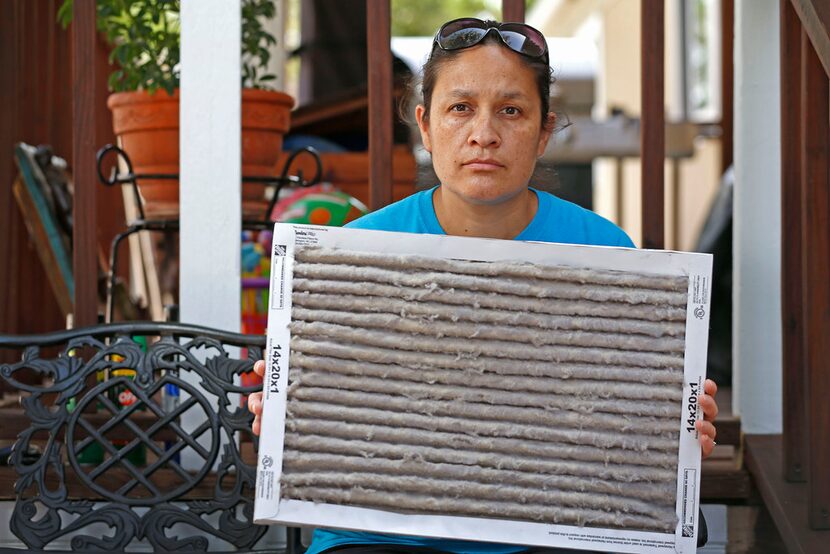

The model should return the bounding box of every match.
[58,0,278,94]
[391,0,538,37]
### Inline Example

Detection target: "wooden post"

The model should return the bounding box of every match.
[720,0,734,174]
[670,158,680,250]
[367,1,393,211]
[0,4,16,346]
[800,28,830,530]
[790,0,830,78]
[640,0,665,250]
[502,0,525,22]
[781,0,807,484]
[615,157,625,227]
[71,0,99,328]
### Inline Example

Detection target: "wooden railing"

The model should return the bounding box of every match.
[640,0,665,250]
[744,1,830,551]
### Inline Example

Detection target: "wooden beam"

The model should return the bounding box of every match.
[800,29,830,530]
[71,0,99,328]
[640,0,665,250]
[720,0,734,174]
[366,0,393,211]
[781,0,808,484]
[0,2,18,343]
[502,0,525,23]
[790,0,830,78]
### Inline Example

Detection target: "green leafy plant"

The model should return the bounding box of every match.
[241,0,278,88]
[58,0,278,95]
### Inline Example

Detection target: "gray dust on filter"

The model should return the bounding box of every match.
[280,245,690,534]
[292,278,687,322]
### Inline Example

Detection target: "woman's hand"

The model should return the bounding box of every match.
[248,360,267,436]
[696,378,719,459]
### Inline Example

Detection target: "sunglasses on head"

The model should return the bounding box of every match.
[433,17,549,65]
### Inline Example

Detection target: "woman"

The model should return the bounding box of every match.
[248,17,719,554]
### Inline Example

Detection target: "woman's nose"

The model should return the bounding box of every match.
[467,114,500,148]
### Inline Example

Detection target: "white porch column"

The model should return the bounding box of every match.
[180,1,241,335]
[733,0,782,433]
[179,0,241,469]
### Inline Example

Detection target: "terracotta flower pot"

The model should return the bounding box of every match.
[107,88,294,214]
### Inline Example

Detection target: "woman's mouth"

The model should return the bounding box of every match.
[463,159,504,171]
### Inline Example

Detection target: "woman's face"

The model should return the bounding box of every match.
[416,43,553,206]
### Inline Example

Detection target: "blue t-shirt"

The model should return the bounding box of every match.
[305,186,633,554]
[342,186,633,247]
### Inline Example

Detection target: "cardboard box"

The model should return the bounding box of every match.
[255,223,712,554]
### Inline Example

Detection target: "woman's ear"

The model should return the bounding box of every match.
[416,104,432,153]
[537,112,556,157]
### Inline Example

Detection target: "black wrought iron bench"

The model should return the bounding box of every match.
[0,322,301,553]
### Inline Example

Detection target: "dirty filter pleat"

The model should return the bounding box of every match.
[280,246,690,533]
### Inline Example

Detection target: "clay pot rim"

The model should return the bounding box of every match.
[108,88,294,109]
[107,89,179,109]
[242,88,295,109]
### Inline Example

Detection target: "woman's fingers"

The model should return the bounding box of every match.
[696,379,719,459]
[248,390,264,436]
[248,391,263,414]
[250,361,267,437]
[699,391,719,421]
[704,378,718,398]
[696,418,717,460]
[699,432,716,459]
[695,419,717,441]
[695,419,718,459]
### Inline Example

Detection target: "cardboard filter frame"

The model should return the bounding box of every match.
[254,223,712,554]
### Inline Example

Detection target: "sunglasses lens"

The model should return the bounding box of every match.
[499,24,547,59]
[435,19,548,62]
[438,18,487,50]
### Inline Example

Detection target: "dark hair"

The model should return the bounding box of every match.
[415,24,555,131]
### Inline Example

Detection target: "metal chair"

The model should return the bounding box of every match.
[95,145,323,323]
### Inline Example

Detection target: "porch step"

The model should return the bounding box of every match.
[701,415,752,501]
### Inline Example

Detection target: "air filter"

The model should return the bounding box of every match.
[255,223,712,554]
